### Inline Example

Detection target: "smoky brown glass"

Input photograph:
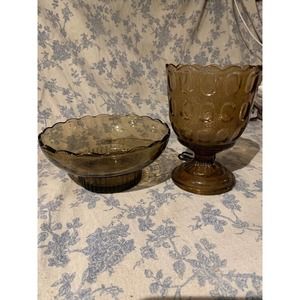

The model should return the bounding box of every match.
[39,114,170,193]
[166,64,262,195]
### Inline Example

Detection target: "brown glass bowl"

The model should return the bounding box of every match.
[38,114,170,193]
[167,64,262,195]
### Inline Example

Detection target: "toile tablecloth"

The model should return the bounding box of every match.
[38,1,262,299]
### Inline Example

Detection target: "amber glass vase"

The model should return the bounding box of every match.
[166,64,262,195]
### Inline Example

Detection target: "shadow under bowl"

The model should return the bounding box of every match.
[38,114,170,193]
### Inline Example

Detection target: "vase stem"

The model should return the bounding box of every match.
[194,154,216,164]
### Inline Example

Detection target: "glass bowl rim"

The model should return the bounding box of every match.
[38,114,170,157]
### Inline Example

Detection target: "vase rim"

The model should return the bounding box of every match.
[166,63,262,71]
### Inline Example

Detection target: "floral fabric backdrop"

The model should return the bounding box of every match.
[38,0,262,299]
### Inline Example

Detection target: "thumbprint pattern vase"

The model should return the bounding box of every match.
[166,64,262,195]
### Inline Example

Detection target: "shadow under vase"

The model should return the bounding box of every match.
[217,137,260,172]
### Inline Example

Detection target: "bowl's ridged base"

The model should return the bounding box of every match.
[172,160,235,195]
[69,170,142,193]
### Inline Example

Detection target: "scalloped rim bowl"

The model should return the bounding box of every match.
[39,114,170,193]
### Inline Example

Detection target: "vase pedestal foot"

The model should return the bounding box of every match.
[171,159,235,195]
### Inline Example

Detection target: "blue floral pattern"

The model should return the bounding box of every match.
[38,0,262,299]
